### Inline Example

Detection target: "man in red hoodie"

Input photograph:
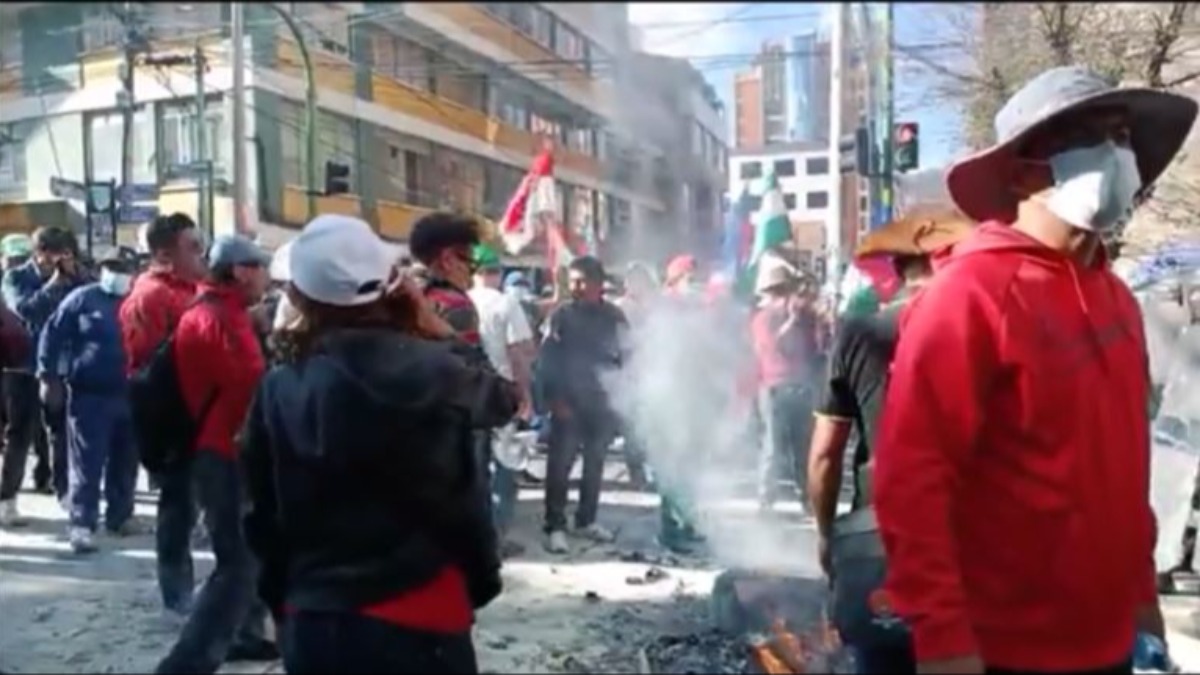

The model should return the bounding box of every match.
[874,66,1197,674]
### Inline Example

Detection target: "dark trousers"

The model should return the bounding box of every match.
[0,372,66,501]
[156,451,267,675]
[756,383,813,505]
[282,612,477,674]
[66,391,137,531]
[475,433,517,537]
[544,409,613,533]
[851,644,915,674]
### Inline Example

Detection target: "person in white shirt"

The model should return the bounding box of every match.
[468,245,535,557]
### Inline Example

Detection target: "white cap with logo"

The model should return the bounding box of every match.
[288,214,394,307]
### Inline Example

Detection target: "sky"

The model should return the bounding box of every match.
[628,2,967,171]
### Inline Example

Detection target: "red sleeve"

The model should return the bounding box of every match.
[120,287,168,373]
[873,265,1003,662]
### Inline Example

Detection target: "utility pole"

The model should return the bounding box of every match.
[193,44,213,239]
[145,46,213,238]
[826,2,845,296]
[231,1,248,235]
[883,1,896,223]
[118,1,138,248]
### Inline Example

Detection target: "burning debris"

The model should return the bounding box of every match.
[641,630,748,674]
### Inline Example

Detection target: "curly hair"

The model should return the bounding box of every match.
[269,287,419,365]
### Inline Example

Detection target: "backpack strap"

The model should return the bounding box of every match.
[175,292,225,431]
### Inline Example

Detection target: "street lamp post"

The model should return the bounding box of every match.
[263,3,318,219]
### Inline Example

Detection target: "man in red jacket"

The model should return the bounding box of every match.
[874,66,1196,674]
[119,213,206,612]
[156,235,275,674]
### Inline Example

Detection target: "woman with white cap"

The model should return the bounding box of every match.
[872,66,1197,674]
[240,215,518,673]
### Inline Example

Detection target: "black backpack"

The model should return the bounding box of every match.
[130,294,220,473]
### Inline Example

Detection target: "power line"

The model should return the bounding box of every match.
[642,3,768,51]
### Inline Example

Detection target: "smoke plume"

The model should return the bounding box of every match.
[603,293,822,576]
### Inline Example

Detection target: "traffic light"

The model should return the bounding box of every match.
[894,122,919,173]
[838,127,873,177]
[324,160,351,196]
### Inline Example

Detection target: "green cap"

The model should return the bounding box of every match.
[1,234,33,259]
[472,243,502,270]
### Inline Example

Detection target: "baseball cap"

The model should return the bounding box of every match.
[208,235,271,269]
[1,234,33,259]
[289,214,394,307]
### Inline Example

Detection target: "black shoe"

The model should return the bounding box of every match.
[226,638,279,662]
[516,469,543,487]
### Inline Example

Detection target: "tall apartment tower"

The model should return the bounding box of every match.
[734,36,831,149]
[734,69,764,148]
[787,31,831,144]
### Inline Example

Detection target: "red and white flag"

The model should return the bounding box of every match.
[499,142,583,278]
[500,148,558,255]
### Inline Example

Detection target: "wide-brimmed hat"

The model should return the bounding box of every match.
[855,206,976,258]
[946,66,1198,222]
[754,252,800,296]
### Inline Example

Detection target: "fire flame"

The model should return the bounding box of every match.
[750,607,843,674]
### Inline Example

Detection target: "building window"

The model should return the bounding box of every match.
[146,4,221,40]
[806,191,829,210]
[160,99,225,179]
[746,194,763,212]
[0,23,20,73]
[530,6,553,48]
[530,114,563,143]
[82,5,124,53]
[290,3,350,55]
[775,159,797,177]
[568,127,594,156]
[553,23,587,64]
[0,122,28,191]
[394,36,433,92]
[783,193,797,210]
[860,194,869,211]
[806,156,830,175]
[89,108,156,185]
[512,4,536,34]
[739,161,762,180]
[317,113,357,191]
[484,160,524,220]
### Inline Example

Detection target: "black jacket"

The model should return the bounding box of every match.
[539,299,628,412]
[240,327,518,620]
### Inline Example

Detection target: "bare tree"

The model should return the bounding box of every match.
[902,2,1200,250]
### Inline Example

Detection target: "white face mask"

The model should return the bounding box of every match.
[1042,141,1142,235]
[99,268,133,297]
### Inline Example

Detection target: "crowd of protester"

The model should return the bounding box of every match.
[0,63,1197,675]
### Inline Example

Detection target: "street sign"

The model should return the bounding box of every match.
[90,212,115,244]
[117,204,160,224]
[119,183,160,204]
[88,183,115,213]
[49,177,88,202]
[171,161,212,178]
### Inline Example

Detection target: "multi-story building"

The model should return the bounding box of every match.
[0,2,679,261]
[623,52,727,263]
[733,35,830,151]
[786,31,831,145]
[733,69,763,149]
[758,42,789,146]
[727,142,830,270]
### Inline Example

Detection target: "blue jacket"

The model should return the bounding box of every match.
[2,259,85,372]
[38,283,128,394]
